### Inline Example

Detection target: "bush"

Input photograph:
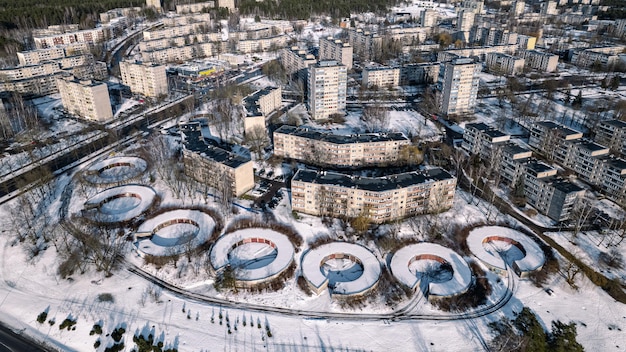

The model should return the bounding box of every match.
[90,324,103,335]
[94,340,101,349]
[431,261,492,312]
[111,327,125,342]
[98,293,114,303]
[36,311,48,324]
[59,318,77,331]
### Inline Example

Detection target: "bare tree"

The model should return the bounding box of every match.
[570,197,594,239]
[244,125,269,160]
[361,104,390,133]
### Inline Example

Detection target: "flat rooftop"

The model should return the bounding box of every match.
[275,125,408,144]
[244,86,279,117]
[182,126,250,168]
[525,160,555,175]
[292,168,454,192]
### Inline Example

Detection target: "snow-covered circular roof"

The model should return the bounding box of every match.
[83,184,156,223]
[210,228,295,283]
[390,243,471,297]
[83,156,147,184]
[301,242,381,296]
[467,226,545,273]
[135,209,217,256]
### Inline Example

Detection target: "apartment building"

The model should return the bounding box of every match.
[146,0,161,9]
[461,122,511,159]
[437,44,517,62]
[17,47,65,66]
[400,62,440,85]
[461,122,584,221]
[461,0,485,14]
[143,23,208,41]
[485,53,525,75]
[57,76,113,122]
[162,13,211,26]
[616,19,626,37]
[420,9,438,28]
[521,50,559,72]
[319,37,353,70]
[348,29,382,61]
[280,46,317,79]
[139,33,220,52]
[176,1,215,13]
[181,124,254,197]
[523,161,584,222]
[119,60,168,98]
[517,35,537,50]
[362,66,400,88]
[307,60,347,120]
[529,120,626,206]
[141,42,215,64]
[243,86,281,134]
[291,168,456,223]
[273,126,410,167]
[511,0,525,16]
[436,57,481,116]
[457,9,475,32]
[237,35,288,53]
[594,119,626,156]
[33,27,108,49]
[540,1,558,15]
[570,46,624,69]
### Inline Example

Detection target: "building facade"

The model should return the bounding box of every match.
[319,37,353,70]
[485,53,525,75]
[291,168,456,223]
[273,125,410,167]
[348,29,382,61]
[521,50,559,72]
[362,66,400,88]
[436,58,481,116]
[119,60,168,98]
[57,76,113,122]
[307,60,347,120]
[181,125,254,197]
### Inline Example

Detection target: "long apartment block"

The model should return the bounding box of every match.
[462,122,584,221]
[319,37,353,70]
[291,168,456,223]
[273,126,410,167]
[528,120,626,207]
[57,76,113,122]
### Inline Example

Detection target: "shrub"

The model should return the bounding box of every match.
[431,261,492,312]
[36,311,48,324]
[111,327,126,342]
[59,318,77,331]
[90,324,103,335]
[98,293,115,303]
[94,340,101,349]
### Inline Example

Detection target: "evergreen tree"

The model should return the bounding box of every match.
[549,321,584,352]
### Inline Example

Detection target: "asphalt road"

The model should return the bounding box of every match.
[0,323,49,352]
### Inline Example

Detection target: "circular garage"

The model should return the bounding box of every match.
[467,226,545,277]
[82,184,157,224]
[301,242,381,297]
[83,156,148,185]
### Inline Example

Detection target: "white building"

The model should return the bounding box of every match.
[420,9,438,28]
[57,76,113,122]
[485,53,525,75]
[307,60,347,120]
[437,57,481,116]
[362,66,400,88]
[319,37,353,70]
[521,50,559,72]
[119,61,168,98]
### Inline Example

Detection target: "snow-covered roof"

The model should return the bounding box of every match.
[84,156,147,184]
[210,228,295,283]
[135,209,217,256]
[83,184,156,223]
[301,242,381,296]
[390,243,472,297]
[467,226,545,273]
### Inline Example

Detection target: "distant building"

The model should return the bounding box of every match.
[362,66,400,88]
[348,29,382,61]
[146,0,161,9]
[319,37,353,70]
[307,60,347,120]
[119,60,168,98]
[517,35,537,50]
[181,124,254,197]
[436,57,481,116]
[273,125,410,167]
[570,46,625,70]
[291,168,456,223]
[420,9,438,28]
[33,27,109,49]
[511,0,525,16]
[176,1,214,13]
[57,76,113,122]
[280,46,317,80]
[521,50,558,72]
[485,53,525,75]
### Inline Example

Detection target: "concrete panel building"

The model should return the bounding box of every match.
[33,27,108,49]
[57,76,113,122]
[280,46,317,80]
[243,86,281,135]
[420,9,438,28]
[570,46,624,70]
[119,60,168,98]
[319,37,353,70]
[273,125,410,167]
[594,119,626,156]
[521,50,559,72]
[362,66,400,88]
[181,124,254,197]
[308,60,347,120]
[400,62,440,85]
[176,1,214,13]
[348,29,382,61]
[291,168,456,223]
[436,57,481,116]
[485,53,525,75]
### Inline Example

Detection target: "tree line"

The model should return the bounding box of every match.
[238,0,398,20]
